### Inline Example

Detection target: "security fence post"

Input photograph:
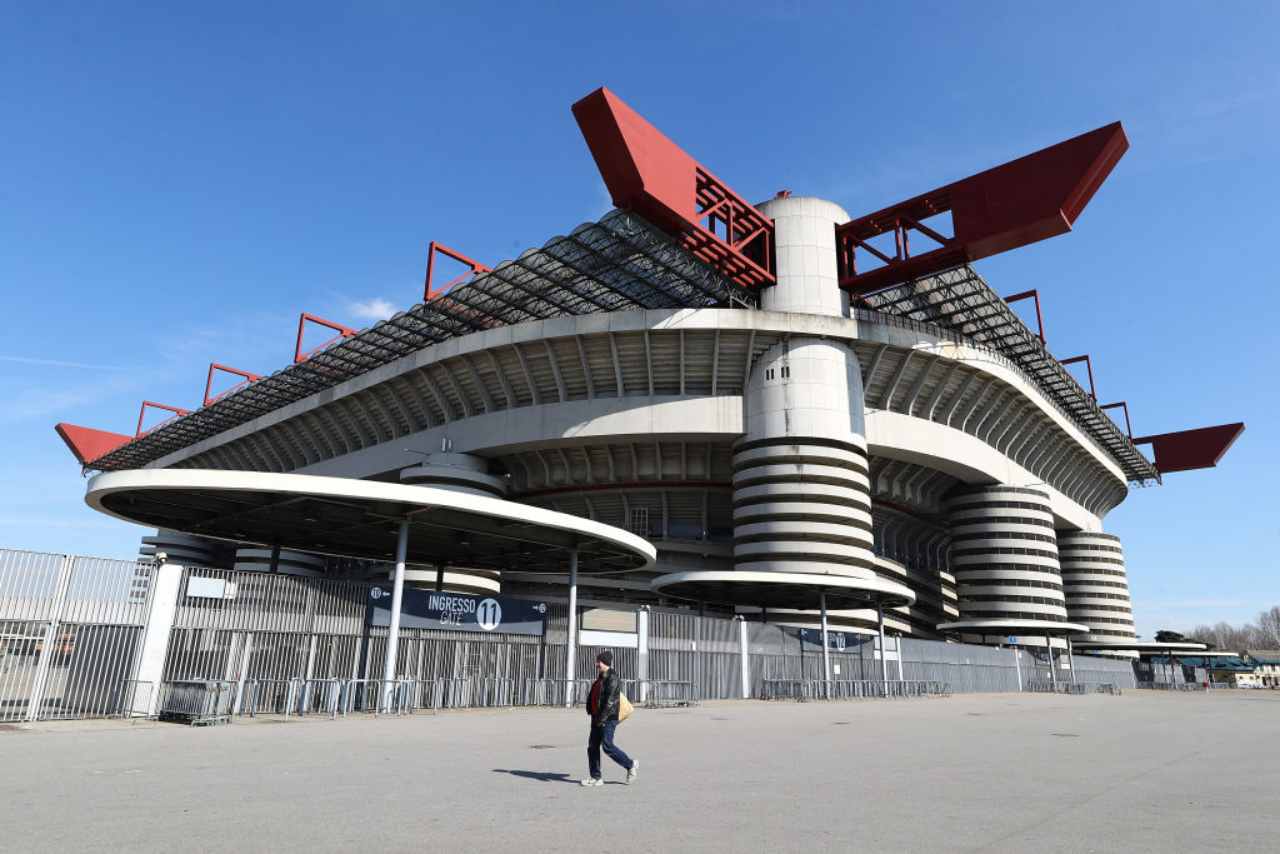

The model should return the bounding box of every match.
[130,561,186,718]
[25,554,75,722]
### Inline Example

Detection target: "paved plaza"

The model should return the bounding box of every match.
[2,691,1278,853]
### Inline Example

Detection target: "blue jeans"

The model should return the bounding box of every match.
[587,719,633,779]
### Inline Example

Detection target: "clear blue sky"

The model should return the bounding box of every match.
[3,2,1276,636]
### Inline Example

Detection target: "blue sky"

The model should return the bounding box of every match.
[2,2,1276,636]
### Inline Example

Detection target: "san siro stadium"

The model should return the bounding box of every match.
[20,87,1244,721]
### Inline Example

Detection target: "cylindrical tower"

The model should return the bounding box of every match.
[945,486,1068,626]
[756,195,850,317]
[139,529,222,567]
[398,453,504,595]
[233,547,326,577]
[653,197,914,617]
[400,452,509,497]
[732,339,875,583]
[1057,531,1136,653]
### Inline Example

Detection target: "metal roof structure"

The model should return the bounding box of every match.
[88,210,752,472]
[862,265,1161,484]
[84,211,1157,486]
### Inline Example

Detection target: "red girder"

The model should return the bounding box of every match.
[1059,354,1096,400]
[1133,423,1245,474]
[425,241,490,301]
[836,122,1129,295]
[1004,289,1046,345]
[1099,401,1133,440]
[54,423,132,466]
[572,87,774,290]
[136,400,190,437]
[203,362,261,407]
[293,312,357,364]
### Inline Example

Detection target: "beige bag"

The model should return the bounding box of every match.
[618,692,634,722]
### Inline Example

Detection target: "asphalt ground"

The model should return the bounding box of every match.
[2,690,1277,853]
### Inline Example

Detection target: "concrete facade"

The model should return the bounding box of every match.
[120,196,1146,649]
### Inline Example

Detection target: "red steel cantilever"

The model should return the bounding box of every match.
[572,87,775,290]
[293,313,357,364]
[836,122,1129,295]
[1004,290,1046,345]
[1059,355,1096,400]
[424,241,491,301]
[1133,423,1245,474]
[1100,401,1132,440]
[136,401,190,437]
[54,423,133,465]
[203,363,261,407]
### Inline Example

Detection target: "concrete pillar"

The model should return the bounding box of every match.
[129,561,185,717]
[820,591,831,699]
[637,606,650,704]
[233,632,253,715]
[1046,635,1057,688]
[565,548,579,707]
[878,603,888,695]
[738,616,750,699]
[1067,637,1077,685]
[381,521,410,711]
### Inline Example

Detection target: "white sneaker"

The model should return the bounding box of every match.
[580,777,603,787]
[626,760,639,784]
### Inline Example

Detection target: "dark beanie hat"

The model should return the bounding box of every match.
[596,650,613,667]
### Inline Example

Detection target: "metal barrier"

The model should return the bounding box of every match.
[296,678,344,718]
[628,679,698,708]
[158,679,235,725]
[1027,681,1122,696]
[760,679,950,701]
[341,678,387,715]
[240,679,297,716]
[113,679,155,718]
[522,678,594,707]
[437,677,516,709]
[1136,681,1205,692]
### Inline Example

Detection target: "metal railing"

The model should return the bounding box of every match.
[522,678,595,707]
[437,677,516,709]
[157,679,236,725]
[627,679,699,708]
[1025,681,1122,696]
[240,678,296,716]
[1135,681,1205,692]
[112,679,155,718]
[760,679,950,701]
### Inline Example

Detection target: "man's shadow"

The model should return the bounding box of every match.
[492,769,577,784]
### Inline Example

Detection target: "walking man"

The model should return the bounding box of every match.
[581,650,638,786]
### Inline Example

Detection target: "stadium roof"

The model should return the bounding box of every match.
[78,210,1157,484]
[85,210,753,472]
[863,266,1161,484]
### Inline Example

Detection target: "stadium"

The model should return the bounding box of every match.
[28,86,1246,717]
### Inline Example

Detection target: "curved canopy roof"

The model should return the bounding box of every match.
[937,618,1092,638]
[651,570,915,611]
[1072,639,1209,653]
[87,469,655,574]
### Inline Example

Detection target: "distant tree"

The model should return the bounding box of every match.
[1257,606,1280,648]
[1167,605,1279,652]
[1154,630,1186,643]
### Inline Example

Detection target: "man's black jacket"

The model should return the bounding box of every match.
[587,668,621,727]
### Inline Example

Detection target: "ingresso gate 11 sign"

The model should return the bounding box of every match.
[368,587,547,636]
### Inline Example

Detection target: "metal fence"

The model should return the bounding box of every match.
[1,548,1150,725]
[760,679,950,701]
[0,550,156,722]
